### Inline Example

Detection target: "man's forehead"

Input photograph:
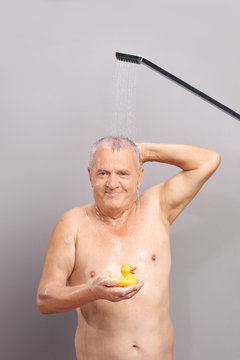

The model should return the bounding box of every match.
[94,145,135,157]
[92,145,137,168]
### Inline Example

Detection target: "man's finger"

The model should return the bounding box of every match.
[115,282,144,297]
[125,281,144,293]
[102,278,119,287]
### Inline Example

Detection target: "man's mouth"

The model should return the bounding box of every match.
[105,192,121,197]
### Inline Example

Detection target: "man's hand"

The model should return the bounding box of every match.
[136,143,145,165]
[89,276,144,302]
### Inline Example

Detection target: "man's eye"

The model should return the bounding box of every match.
[121,172,127,176]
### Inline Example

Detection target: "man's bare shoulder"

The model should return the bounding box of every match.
[59,203,94,225]
[59,203,94,224]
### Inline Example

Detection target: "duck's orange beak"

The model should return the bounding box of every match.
[130,266,137,274]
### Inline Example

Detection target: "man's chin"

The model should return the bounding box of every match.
[103,197,126,210]
[104,199,122,208]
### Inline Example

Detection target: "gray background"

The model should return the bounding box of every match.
[1,0,239,359]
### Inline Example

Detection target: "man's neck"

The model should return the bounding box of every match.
[94,201,137,227]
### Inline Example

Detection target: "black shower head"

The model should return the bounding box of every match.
[116,52,142,64]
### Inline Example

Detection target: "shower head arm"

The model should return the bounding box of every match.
[116,52,240,121]
[141,57,240,121]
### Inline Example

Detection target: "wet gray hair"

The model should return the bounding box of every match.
[89,136,141,169]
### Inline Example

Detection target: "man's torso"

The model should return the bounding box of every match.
[68,193,174,359]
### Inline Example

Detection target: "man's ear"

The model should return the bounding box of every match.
[137,167,144,189]
[88,167,93,187]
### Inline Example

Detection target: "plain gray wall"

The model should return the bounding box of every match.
[1,0,240,359]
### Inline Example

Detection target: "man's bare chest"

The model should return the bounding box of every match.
[68,216,171,287]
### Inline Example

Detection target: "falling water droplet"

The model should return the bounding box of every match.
[109,61,137,138]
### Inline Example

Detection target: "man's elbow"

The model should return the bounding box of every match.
[210,151,221,169]
[203,151,221,173]
[36,291,51,315]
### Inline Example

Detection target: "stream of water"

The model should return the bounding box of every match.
[110,60,138,138]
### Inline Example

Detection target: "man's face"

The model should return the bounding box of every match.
[88,145,144,212]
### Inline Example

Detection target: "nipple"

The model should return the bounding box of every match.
[151,254,156,261]
[90,271,96,278]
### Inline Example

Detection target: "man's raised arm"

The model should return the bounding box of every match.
[137,143,221,224]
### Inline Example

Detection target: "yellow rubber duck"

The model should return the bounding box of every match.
[109,264,137,287]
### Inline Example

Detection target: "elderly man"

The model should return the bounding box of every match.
[36,136,221,360]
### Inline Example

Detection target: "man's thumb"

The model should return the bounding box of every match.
[103,278,119,287]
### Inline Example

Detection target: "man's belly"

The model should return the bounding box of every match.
[74,290,174,360]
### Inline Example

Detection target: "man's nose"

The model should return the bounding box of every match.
[106,173,119,189]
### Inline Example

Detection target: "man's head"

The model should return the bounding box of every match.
[88,136,144,212]
[89,136,141,170]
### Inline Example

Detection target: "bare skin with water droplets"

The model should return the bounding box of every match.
[36,140,221,360]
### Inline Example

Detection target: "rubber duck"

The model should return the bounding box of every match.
[109,264,137,287]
